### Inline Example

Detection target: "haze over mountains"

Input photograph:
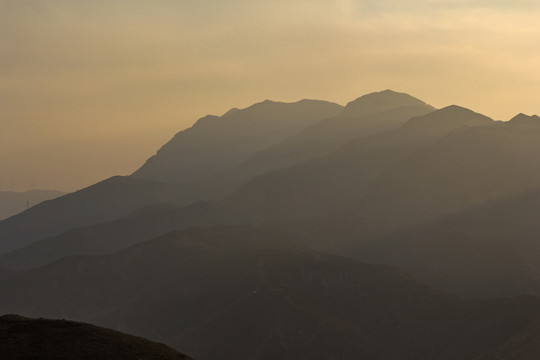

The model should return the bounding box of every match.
[3,90,540,358]
[0,90,433,253]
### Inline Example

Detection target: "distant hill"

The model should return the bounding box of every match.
[0,190,65,221]
[2,226,540,360]
[0,315,191,360]
[0,201,251,271]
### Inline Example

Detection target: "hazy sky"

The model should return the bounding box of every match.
[2,0,540,192]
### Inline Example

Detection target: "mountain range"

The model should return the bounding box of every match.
[3,90,540,358]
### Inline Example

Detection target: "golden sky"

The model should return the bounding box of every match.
[2,0,540,192]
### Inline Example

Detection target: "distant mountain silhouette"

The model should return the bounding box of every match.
[132,99,343,183]
[0,201,251,271]
[0,92,430,253]
[225,105,494,222]
[342,89,431,117]
[2,226,540,359]
[0,315,191,360]
[355,110,540,232]
[0,190,65,221]
[508,113,540,126]
[0,93,436,269]
[211,90,434,189]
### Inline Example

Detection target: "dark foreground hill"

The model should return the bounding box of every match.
[2,226,540,360]
[0,314,192,360]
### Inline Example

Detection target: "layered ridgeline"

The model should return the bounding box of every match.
[2,226,540,360]
[225,105,495,221]
[0,315,192,360]
[354,189,540,298]
[0,90,433,253]
[3,96,540,301]
[348,114,540,297]
[0,190,65,221]
[0,201,251,271]
[0,99,340,253]
[132,99,344,182]
[199,90,433,189]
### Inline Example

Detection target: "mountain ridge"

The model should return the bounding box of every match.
[2,225,540,359]
[0,314,192,360]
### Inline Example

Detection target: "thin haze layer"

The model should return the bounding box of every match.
[1,0,539,191]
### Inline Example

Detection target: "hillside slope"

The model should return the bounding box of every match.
[0,314,191,360]
[2,226,540,360]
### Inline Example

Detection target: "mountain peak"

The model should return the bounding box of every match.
[437,104,479,115]
[343,90,432,118]
[403,105,493,130]
[192,114,220,129]
[222,107,239,117]
[509,113,540,125]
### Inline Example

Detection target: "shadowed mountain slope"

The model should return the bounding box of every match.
[0,190,65,221]
[157,91,434,216]
[0,201,251,271]
[231,90,434,177]
[0,315,192,360]
[352,187,540,298]
[132,99,343,183]
[0,99,340,253]
[226,105,494,222]
[0,92,430,254]
[0,103,489,267]
[355,112,540,233]
[2,226,540,359]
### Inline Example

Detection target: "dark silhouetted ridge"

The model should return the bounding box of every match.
[0,176,181,253]
[343,89,432,117]
[0,315,192,360]
[225,104,493,223]
[403,104,493,130]
[509,113,540,126]
[132,98,343,183]
[2,226,540,359]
